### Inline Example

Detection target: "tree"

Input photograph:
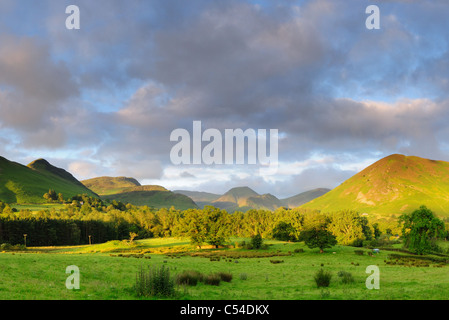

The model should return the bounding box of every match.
[43,189,57,202]
[372,223,382,239]
[399,205,445,255]
[203,206,230,248]
[300,228,337,253]
[180,206,230,249]
[271,221,297,241]
[300,212,337,253]
[251,233,263,249]
[57,193,64,203]
[129,232,138,243]
[327,210,371,246]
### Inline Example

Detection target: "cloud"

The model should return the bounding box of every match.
[68,161,106,181]
[1,0,449,195]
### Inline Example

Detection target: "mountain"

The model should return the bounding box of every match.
[213,187,259,206]
[101,189,198,210]
[301,154,449,217]
[174,186,330,212]
[246,193,283,211]
[173,190,221,208]
[281,188,330,208]
[210,187,280,212]
[82,176,142,195]
[82,176,197,210]
[0,156,98,203]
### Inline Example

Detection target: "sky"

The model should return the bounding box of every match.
[1,0,449,198]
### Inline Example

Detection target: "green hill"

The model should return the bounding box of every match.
[281,188,330,208]
[82,177,197,210]
[301,154,449,217]
[0,157,98,204]
[246,193,282,211]
[81,176,142,195]
[101,187,198,210]
[173,190,221,208]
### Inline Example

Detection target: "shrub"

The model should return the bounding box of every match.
[270,259,284,264]
[217,272,233,283]
[351,239,364,247]
[0,243,12,251]
[209,256,221,262]
[0,243,27,251]
[337,271,354,284]
[204,273,221,286]
[239,273,248,280]
[294,248,304,253]
[251,234,263,249]
[237,241,246,248]
[320,289,331,299]
[354,249,364,255]
[176,270,204,286]
[314,269,332,288]
[134,264,176,297]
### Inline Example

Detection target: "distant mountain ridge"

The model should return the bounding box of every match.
[15,153,449,216]
[175,186,330,212]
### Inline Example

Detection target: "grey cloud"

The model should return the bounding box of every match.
[1,0,449,190]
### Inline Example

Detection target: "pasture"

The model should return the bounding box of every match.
[0,238,448,300]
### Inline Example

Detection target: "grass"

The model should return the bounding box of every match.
[0,238,448,300]
[0,156,97,204]
[102,190,198,210]
[302,154,449,218]
[11,203,66,211]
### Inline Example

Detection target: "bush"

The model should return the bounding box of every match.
[337,271,354,284]
[270,259,284,264]
[239,273,248,280]
[204,273,221,286]
[314,269,332,288]
[176,270,204,286]
[0,243,12,251]
[134,264,176,297]
[294,248,304,253]
[0,243,26,251]
[217,272,233,283]
[351,239,364,247]
[237,241,246,248]
[354,249,364,255]
[251,234,263,249]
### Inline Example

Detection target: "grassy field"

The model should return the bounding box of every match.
[1,238,448,300]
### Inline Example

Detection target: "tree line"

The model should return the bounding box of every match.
[0,196,447,253]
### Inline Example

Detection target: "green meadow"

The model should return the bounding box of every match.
[1,238,448,300]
